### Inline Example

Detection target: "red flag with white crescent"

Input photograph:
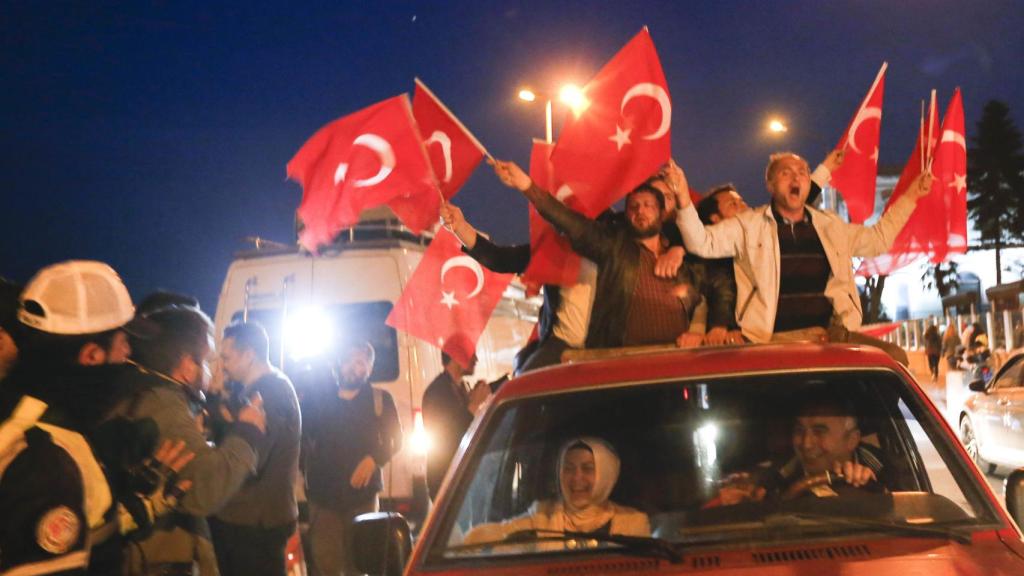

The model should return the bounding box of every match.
[386,228,514,366]
[412,78,487,200]
[931,88,967,259]
[287,94,439,252]
[551,28,671,217]
[856,92,954,277]
[831,62,887,224]
[522,140,583,287]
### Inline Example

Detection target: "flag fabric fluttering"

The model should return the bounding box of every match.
[288,94,439,251]
[551,27,672,218]
[412,78,488,199]
[856,90,967,277]
[522,140,583,288]
[830,62,887,224]
[385,228,514,367]
[931,88,968,259]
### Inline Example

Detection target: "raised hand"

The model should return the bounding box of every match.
[489,158,532,191]
[238,391,267,435]
[905,171,935,201]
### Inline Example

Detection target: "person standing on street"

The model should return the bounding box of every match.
[303,341,402,576]
[423,350,489,500]
[210,322,301,576]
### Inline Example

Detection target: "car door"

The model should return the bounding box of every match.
[998,358,1024,463]
[983,356,1024,463]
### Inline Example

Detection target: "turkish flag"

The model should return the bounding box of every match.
[412,78,487,200]
[831,62,887,224]
[386,228,514,366]
[551,27,671,217]
[931,88,967,259]
[522,140,583,287]
[288,94,439,252]
[855,95,941,277]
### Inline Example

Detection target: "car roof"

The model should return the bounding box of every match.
[496,343,907,401]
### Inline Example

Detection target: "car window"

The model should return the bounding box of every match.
[992,356,1024,390]
[426,370,1001,564]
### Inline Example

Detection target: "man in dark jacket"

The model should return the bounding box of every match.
[112,306,267,575]
[491,159,734,349]
[422,351,488,500]
[210,321,301,576]
[303,340,402,576]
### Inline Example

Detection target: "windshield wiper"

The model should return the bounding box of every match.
[447,528,685,564]
[766,512,972,545]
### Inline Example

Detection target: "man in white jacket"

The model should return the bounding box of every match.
[670,152,933,362]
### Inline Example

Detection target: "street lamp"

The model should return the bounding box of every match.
[518,83,584,144]
[768,118,788,134]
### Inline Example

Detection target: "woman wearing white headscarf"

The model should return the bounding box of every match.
[463,437,650,545]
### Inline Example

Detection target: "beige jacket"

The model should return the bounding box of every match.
[676,194,918,343]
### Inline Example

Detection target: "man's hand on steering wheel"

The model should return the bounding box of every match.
[833,460,876,488]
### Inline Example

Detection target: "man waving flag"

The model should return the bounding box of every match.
[551,27,671,217]
[288,94,438,252]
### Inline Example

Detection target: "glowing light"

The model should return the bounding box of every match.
[518,89,537,102]
[768,119,788,133]
[559,84,588,116]
[695,422,718,467]
[410,409,431,455]
[284,307,334,360]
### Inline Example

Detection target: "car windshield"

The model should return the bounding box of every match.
[428,368,1002,563]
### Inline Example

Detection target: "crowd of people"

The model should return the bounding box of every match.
[445,149,932,373]
[0,262,405,575]
[0,145,935,573]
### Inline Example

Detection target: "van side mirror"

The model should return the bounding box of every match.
[1006,468,1024,527]
[352,512,411,576]
[968,379,988,393]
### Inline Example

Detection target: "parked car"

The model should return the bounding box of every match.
[960,351,1024,473]
[356,343,1024,574]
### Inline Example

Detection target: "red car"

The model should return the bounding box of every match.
[354,344,1024,574]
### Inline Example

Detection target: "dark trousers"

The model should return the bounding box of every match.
[208,517,295,576]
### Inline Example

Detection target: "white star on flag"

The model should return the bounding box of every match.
[870,147,879,164]
[949,173,967,194]
[609,125,631,151]
[440,291,459,309]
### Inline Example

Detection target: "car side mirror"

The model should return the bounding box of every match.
[352,512,411,576]
[968,379,988,393]
[1006,468,1024,528]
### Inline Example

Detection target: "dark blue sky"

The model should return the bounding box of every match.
[2,1,1022,310]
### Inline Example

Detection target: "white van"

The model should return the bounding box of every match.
[212,211,539,522]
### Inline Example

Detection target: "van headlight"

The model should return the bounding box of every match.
[284,307,334,360]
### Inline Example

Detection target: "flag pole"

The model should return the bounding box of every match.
[919,99,926,173]
[926,89,937,172]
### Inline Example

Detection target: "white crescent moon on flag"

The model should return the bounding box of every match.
[440,255,485,300]
[846,107,882,155]
[941,129,967,152]
[620,83,671,140]
[426,130,453,183]
[333,133,396,188]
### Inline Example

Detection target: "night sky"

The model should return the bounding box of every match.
[3,1,1022,310]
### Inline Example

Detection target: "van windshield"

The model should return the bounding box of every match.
[429,369,1001,563]
[230,300,399,382]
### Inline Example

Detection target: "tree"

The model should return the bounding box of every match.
[922,261,960,298]
[967,100,1024,285]
[860,275,890,323]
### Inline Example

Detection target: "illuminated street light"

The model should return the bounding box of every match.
[559,84,588,117]
[518,89,537,102]
[768,118,788,133]
[517,83,585,144]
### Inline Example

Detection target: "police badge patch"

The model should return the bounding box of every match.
[36,506,81,554]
